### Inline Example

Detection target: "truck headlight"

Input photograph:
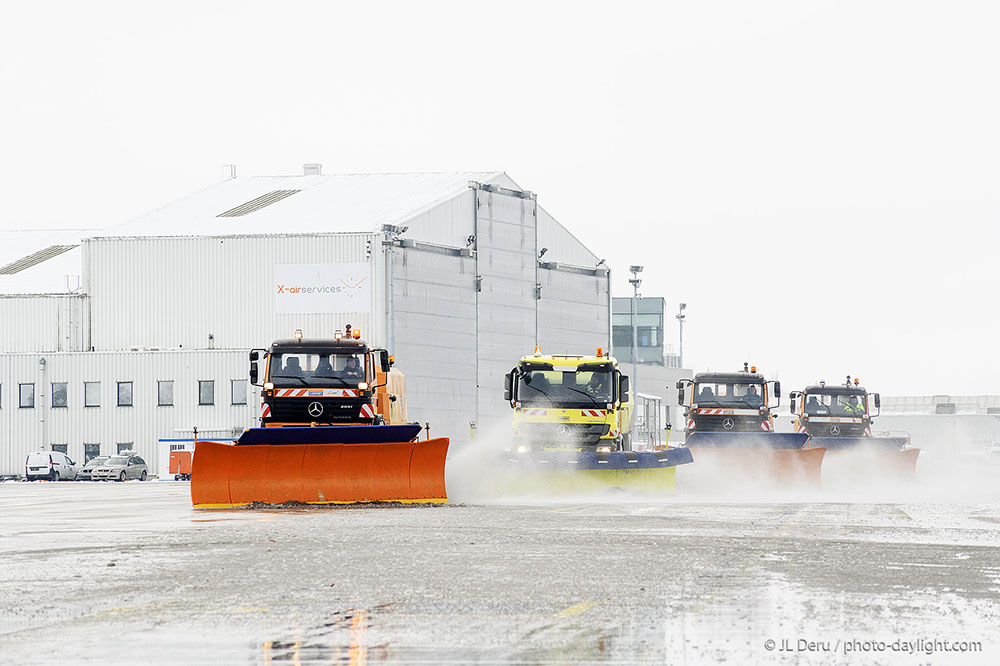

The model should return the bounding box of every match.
[516,445,528,454]
[596,446,612,453]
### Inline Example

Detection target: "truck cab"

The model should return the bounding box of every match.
[504,348,633,452]
[250,325,399,427]
[789,377,880,438]
[677,363,781,434]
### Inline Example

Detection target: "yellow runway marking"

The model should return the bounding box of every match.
[555,601,597,617]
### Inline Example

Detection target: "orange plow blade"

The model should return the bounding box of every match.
[191,435,450,508]
[685,446,826,488]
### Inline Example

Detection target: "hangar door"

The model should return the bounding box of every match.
[474,186,537,437]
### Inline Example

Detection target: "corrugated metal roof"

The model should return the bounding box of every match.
[0,230,95,295]
[99,171,510,238]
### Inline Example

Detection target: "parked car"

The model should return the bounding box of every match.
[90,455,148,482]
[77,456,110,481]
[24,451,79,481]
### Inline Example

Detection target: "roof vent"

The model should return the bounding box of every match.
[216,190,301,217]
[303,163,322,176]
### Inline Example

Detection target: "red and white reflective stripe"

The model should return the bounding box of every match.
[261,403,271,418]
[760,420,771,431]
[687,419,696,430]
[359,403,376,419]
[609,430,619,438]
[864,426,872,437]
[699,408,725,415]
[273,388,359,398]
[796,424,807,433]
[581,410,606,418]
[523,408,547,416]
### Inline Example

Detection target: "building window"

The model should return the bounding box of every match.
[158,380,174,407]
[198,380,214,406]
[231,379,247,406]
[19,383,35,409]
[51,444,68,455]
[117,442,133,455]
[51,382,68,408]
[84,382,100,407]
[118,381,133,407]
[84,443,101,462]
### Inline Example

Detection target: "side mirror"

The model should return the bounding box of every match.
[503,373,513,402]
[789,396,796,414]
[773,381,781,399]
[249,362,259,386]
[249,350,259,362]
[677,388,685,406]
[380,350,391,373]
[874,393,880,409]
[675,380,684,390]
[619,376,630,402]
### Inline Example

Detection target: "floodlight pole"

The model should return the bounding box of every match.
[676,302,687,368]
[628,266,643,398]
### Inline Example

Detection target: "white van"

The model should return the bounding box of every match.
[24,451,79,481]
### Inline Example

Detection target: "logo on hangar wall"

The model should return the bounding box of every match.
[274,263,371,314]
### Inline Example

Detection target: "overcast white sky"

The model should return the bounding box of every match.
[2,1,997,396]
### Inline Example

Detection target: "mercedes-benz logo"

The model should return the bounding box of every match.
[722,417,735,430]
[307,401,324,418]
[556,424,571,438]
[829,424,841,435]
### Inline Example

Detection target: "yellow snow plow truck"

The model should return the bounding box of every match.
[505,347,634,452]
[499,347,693,495]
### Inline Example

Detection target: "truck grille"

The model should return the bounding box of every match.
[690,415,763,433]
[265,398,370,424]
[517,422,609,446]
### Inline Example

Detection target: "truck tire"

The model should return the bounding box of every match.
[621,433,632,452]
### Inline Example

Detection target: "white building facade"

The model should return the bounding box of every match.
[0,170,610,476]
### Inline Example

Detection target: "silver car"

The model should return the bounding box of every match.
[91,455,148,482]
[77,456,110,481]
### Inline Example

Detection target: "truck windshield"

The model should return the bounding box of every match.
[518,368,613,406]
[694,382,765,408]
[269,353,367,388]
[803,392,867,415]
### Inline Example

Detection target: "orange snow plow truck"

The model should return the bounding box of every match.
[190,325,449,508]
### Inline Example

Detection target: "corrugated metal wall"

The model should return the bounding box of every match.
[474,187,538,437]
[392,247,478,444]
[536,267,610,355]
[0,350,254,476]
[85,233,384,351]
[0,295,88,352]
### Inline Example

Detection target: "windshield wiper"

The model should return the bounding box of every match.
[271,375,310,386]
[562,386,601,405]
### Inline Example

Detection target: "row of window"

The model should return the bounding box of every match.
[51,443,136,462]
[1,380,248,409]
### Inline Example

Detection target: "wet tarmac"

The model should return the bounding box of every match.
[1,479,998,664]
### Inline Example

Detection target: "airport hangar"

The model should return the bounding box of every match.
[0,168,614,477]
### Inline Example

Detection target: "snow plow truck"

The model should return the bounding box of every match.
[498,347,693,494]
[190,325,449,508]
[677,363,825,486]
[789,376,919,479]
